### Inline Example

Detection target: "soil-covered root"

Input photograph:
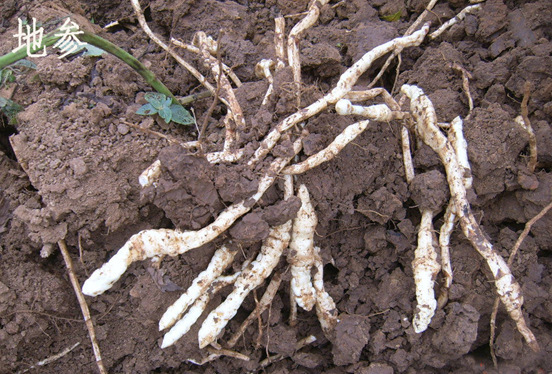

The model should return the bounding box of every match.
[313,246,338,337]
[288,184,317,312]
[198,220,292,348]
[412,209,440,333]
[159,244,237,331]
[161,272,240,349]
[82,140,302,297]
[401,84,539,352]
[248,23,430,166]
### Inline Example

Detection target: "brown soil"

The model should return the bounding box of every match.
[1,0,552,373]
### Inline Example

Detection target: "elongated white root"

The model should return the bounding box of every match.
[288,184,317,311]
[161,273,239,348]
[282,120,370,175]
[336,99,408,121]
[198,221,292,348]
[159,245,237,331]
[518,82,537,173]
[249,23,430,166]
[274,16,286,70]
[313,246,338,336]
[139,160,162,187]
[226,273,283,348]
[284,88,409,175]
[439,202,456,291]
[170,38,242,88]
[448,116,473,189]
[194,32,246,134]
[130,0,217,94]
[412,210,440,333]
[256,59,276,106]
[429,4,482,39]
[439,116,472,295]
[400,120,441,333]
[401,84,539,351]
[288,0,330,106]
[401,126,415,183]
[82,140,301,297]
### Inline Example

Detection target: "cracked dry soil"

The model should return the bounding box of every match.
[1,0,552,373]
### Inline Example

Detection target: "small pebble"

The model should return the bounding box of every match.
[117,123,130,135]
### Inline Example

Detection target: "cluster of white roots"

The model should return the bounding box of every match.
[82,0,539,360]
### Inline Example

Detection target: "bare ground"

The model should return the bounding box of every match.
[1,0,552,373]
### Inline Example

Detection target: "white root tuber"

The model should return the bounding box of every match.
[274,16,286,70]
[400,119,441,332]
[255,59,276,106]
[448,116,473,189]
[170,38,242,88]
[159,245,236,331]
[82,140,302,297]
[130,0,217,94]
[288,184,317,312]
[284,87,410,175]
[313,246,338,336]
[401,126,415,184]
[335,99,408,121]
[248,23,430,166]
[197,175,294,348]
[198,221,292,348]
[161,273,239,348]
[226,272,283,348]
[287,0,330,106]
[401,84,539,351]
[412,209,440,333]
[194,32,246,134]
[439,117,472,292]
[139,160,162,187]
[439,201,456,290]
[429,4,482,39]
[282,120,370,175]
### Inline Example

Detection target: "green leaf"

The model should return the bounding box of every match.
[0,69,14,86]
[0,96,23,124]
[12,59,37,69]
[61,41,105,57]
[381,10,402,22]
[136,103,157,115]
[144,92,167,110]
[82,44,105,57]
[159,106,172,123]
[170,104,194,125]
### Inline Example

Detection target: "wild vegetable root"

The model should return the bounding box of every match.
[81,0,538,360]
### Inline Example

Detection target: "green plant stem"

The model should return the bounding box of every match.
[0,29,178,103]
[0,34,60,70]
[177,90,212,105]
